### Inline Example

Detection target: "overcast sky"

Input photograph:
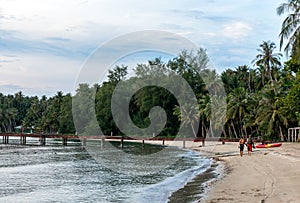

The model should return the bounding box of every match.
[0,0,286,96]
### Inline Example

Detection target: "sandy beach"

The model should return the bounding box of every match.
[197,141,300,203]
[138,139,300,203]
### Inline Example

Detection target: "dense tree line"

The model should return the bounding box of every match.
[0,0,299,141]
[0,46,299,141]
[0,91,75,134]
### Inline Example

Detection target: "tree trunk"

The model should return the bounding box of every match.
[231,122,238,138]
[228,126,233,138]
[202,124,205,138]
[222,126,228,138]
[244,128,247,138]
[191,123,197,137]
[279,126,285,141]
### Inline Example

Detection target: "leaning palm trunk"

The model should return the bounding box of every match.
[231,122,238,138]
[201,121,206,138]
[191,123,197,138]
[279,125,285,141]
[222,126,228,138]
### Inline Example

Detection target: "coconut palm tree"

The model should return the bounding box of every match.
[198,94,211,135]
[210,95,227,138]
[173,104,200,138]
[252,41,282,83]
[277,0,300,60]
[201,69,224,95]
[226,87,250,137]
[255,82,288,141]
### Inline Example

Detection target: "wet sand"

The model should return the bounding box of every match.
[139,140,300,203]
[193,141,300,203]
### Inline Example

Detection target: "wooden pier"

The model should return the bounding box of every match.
[0,133,212,147]
[0,133,108,146]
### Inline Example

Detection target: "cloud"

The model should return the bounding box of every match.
[0,29,95,60]
[0,84,27,94]
[0,0,286,96]
[222,22,253,40]
[0,53,82,96]
[0,55,20,63]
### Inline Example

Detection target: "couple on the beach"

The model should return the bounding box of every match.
[238,137,254,157]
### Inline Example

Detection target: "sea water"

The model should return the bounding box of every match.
[0,139,218,203]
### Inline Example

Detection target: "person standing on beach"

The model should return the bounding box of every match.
[238,138,245,157]
[246,137,253,156]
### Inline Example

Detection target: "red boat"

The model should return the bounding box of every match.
[256,143,282,148]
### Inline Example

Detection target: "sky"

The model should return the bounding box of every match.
[0,0,286,97]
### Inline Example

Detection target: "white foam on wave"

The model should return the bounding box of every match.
[128,151,212,203]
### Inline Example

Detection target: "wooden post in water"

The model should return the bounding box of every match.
[120,136,124,148]
[3,136,8,144]
[40,134,46,146]
[101,136,105,149]
[62,137,67,146]
[82,138,86,147]
[20,136,26,145]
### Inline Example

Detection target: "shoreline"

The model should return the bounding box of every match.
[2,139,299,202]
[193,141,300,203]
[138,140,300,203]
[99,139,228,202]
[132,140,228,202]
[0,139,221,203]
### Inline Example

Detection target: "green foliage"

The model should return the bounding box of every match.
[282,72,300,126]
[0,40,300,141]
[295,112,300,126]
[277,0,300,62]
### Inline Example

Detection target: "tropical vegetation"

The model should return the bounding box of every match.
[0,0,299,142]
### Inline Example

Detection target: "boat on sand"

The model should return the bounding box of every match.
[255,143,282,148]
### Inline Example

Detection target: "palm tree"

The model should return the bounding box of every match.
[173,104,200,138]
[6,108,18,132]
[277,0,300,60]
[201,69,224,95]
[255,82,288,141]
[252,41,282,83]
[199,94,211,137]
[226,87,250,137]
[256,65,267,87]
[210,95,227,138]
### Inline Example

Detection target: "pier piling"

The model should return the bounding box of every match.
[82,138,86,147]
[3,136,9,144]
[101,136,105,149]
[40,135,46,146]
[120,136,124,148]
[20,136,26,145]
[62,137,67,146]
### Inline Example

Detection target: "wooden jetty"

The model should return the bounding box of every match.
[0,133,212,147]
[1,133,79,146]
